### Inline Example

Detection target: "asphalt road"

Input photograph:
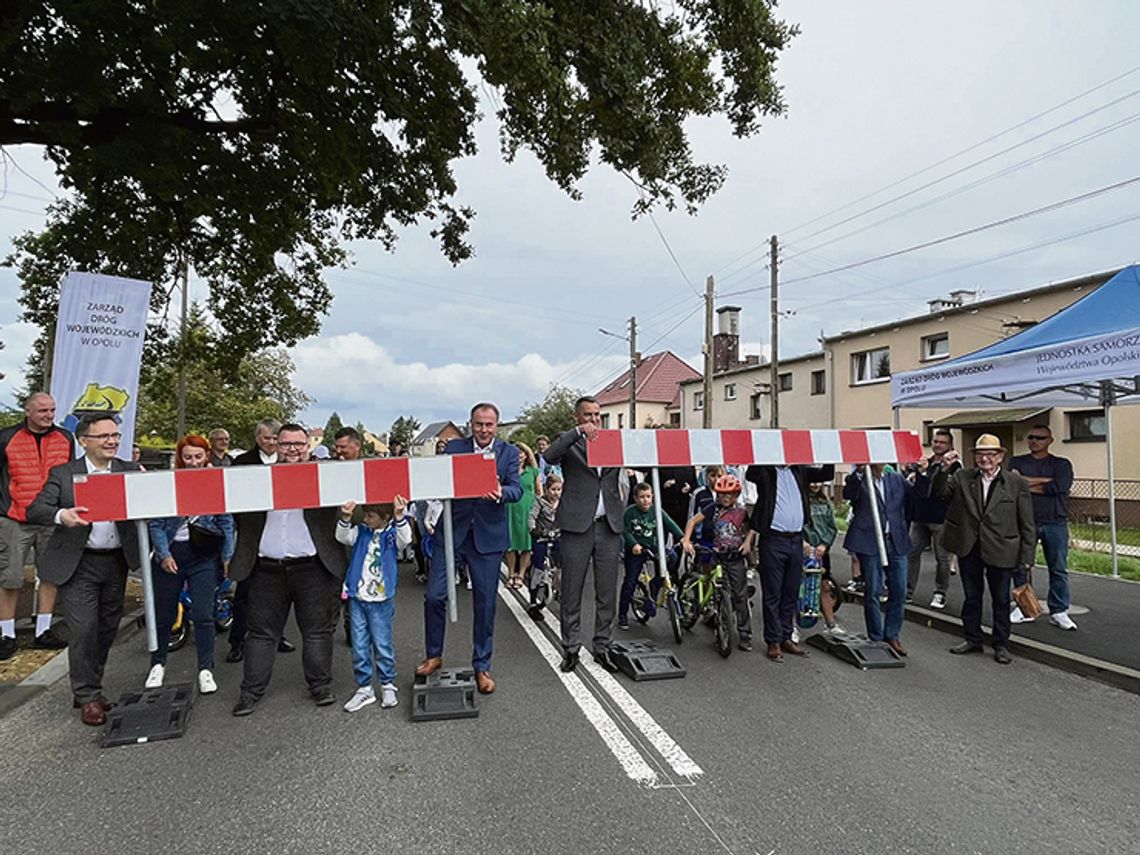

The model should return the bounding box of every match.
[3,567,1138,855]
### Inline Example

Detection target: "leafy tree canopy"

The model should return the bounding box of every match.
[322,411,345,448]
[388,415,421,450]
[512,384,582,448]
[2,1,796,356]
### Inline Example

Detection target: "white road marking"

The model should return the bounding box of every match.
[497,585,658,786]
[499,582,704,781]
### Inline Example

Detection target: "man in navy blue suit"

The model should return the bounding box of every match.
[415,402,521,694]
[842,464,913,656]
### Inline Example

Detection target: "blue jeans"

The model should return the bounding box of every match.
[859,542,907,642]
[349,598,396,686]
[1013,522,1069,614]
[424,528,501,670]
[151,540,220,670]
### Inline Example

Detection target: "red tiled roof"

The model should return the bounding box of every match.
[594,351,700,406]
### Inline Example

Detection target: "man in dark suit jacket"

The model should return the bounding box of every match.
[543,396,627,673]
[933,434,1035,664]
[229,423,347,716]
[746,462,835,662]
[26,414,141,726]
[230,418,280,467]
[843,465,913,655]
[416,403,521,695]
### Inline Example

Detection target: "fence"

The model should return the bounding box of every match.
[1068,478,1140,555]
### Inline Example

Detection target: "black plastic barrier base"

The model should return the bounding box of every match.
[610,641,686,681]
[411,668,480,721]
[807,632,906,670]
[102,683,193,747]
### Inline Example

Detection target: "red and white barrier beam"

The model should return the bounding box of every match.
[74,454,500,522]
[586,429,923,468]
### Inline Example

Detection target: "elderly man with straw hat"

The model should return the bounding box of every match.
[931,434,1035,665]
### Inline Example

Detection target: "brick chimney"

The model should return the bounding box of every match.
[713,306,741,373]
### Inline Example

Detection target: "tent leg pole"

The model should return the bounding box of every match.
[1105,404,1119,579]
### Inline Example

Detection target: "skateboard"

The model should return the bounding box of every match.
[797,558,824,629]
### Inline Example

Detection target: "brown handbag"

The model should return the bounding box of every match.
[1011,569,1043,619]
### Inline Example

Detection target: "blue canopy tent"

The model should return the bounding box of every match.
[892,264,1140,575]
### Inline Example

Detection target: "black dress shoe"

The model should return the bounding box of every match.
[592,650,619,673]
[0,636,18,660]
[225,644,244,663]
[312,688,335,706]
[993,647,1013,665]
[559,650,579,673]
[232,695,259,717]
[33,628,68,649]
[277,638,296,653]
[949,641,984,655]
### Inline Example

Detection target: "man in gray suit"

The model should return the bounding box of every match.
[229,423,347,716]
[543,396,626,673]
[26,414,141,726]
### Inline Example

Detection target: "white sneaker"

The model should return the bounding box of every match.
[1009,606,1032,624]
[825,623,848,637]
[929,592,947,610]
[1050,611,1078,631]
[343,686,376,713]
[144,663,165,689]
[198,669,217,694]
[466,577,473,590]
[791,626,801,644]
[380,683,398,709]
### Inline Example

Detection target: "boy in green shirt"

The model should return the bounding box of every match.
[619,482,684,630]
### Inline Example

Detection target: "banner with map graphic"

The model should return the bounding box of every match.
[50,272,152,455]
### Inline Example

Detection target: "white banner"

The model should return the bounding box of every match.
[50,271,152,455]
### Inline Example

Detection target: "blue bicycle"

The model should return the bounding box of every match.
[168,578,236,652]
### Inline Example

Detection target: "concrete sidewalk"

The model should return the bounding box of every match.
[835,546,1140,694]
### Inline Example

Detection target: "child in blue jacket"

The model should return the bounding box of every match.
[335,496,411,712]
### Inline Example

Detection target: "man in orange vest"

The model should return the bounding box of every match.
[0,392,75,659]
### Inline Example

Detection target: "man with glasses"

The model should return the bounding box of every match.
[906,428,960,610]
[229,423,346,716]
[1009,425,1076,630]
[208,428,232,467]
[934,434,1035,665]
[26,414,141,725]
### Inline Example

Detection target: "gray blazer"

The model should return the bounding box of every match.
[228,505,347,582]
[26,457,142,585]
[543,427,625,535]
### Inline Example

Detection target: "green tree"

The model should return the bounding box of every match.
[355,421,378,457]
[3,2,796,358]
[512,384,582,448]
[388,416,421,452]
[322,412,345,449]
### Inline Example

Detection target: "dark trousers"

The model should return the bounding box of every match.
[720,551,752,642]
[559,519,621,655]
[619,549,649,621]
[958,547,1013,649]
[757,534,801,644]
[59,550,129,704]
[228,579,250,649]
[151,540,220,669]
[424,528,502,671]
[240,558,340,700]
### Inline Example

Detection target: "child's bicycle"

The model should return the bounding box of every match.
[528,535,561,620]
[168,577,237,652]
[678,545,735,657]
[629,547,684,644]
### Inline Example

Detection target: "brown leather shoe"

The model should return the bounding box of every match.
[475,670,496,694]
[766,643,784,662]
[73,695,114,711]
[80,701,107,727]
[414,656,442,677]
[780,640,809,657]
[886,638,908,657]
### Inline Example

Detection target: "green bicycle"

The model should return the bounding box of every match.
[679,545,734,657]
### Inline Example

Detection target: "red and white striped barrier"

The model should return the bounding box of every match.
[73,454,500,522]
[585,429,923,468]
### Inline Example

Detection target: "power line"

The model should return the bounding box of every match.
[644,208,700,297]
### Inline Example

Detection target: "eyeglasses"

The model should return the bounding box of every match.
[82,432,122,442]
[1026,435,1050,441]
[277,441,308,449]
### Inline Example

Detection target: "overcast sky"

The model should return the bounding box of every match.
[2,1,1139,435]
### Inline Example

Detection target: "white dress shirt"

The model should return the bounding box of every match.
[258,509,317,559]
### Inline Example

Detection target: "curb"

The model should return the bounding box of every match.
[0,607,146,719]
[845,592,1140,696]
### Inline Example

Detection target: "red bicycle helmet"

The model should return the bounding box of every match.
[712,474,742,495]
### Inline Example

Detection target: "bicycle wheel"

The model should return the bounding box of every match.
[666,592,684,644]
[630,581,653,624]
[168,605,188,652]
[714,588,733,658]
[678,571,701,630]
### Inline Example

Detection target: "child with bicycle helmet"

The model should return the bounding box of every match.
[618,482,685,630]
[681,474,756,651]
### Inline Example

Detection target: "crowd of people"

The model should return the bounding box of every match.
[0,392,1080,727]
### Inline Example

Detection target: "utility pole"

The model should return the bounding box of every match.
[703,275,714,428]
[628,315,637,429]
[176,257,190,438]
[769,235,779,429]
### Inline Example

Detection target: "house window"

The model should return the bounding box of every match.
[852,346,891,384]
[617,413,624,429]
[601,414,611,429]
[749,394,762,420]
[1068,410,1106,441]
[724,383,737,401]
[810,370,826,395]
[693,391,704,411]
[778,372,793,392]
[922,332,950,361]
